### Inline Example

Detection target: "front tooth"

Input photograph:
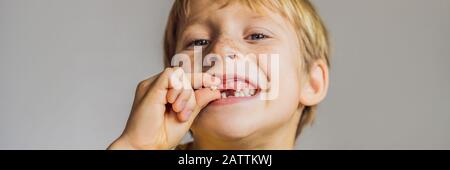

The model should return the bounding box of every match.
[221,92,227,99]
[240,91,245,97]
[234,91,239,97]
[243,89,250,96]
[249,89,256,95]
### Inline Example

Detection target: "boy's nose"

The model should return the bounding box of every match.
[202,38,241,72]
[209,37,241,59]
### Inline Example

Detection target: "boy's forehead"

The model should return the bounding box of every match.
[178,0,294,41]
[184,0,273,24]
[187,0,245,19]
[187,0,234,13]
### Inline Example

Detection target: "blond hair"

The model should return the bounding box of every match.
[163,0,330,136]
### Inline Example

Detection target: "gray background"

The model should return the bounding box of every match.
[0,0,449,149]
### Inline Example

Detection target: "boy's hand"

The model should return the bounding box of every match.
[108,67,221,150]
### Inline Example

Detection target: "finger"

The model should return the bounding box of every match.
[141,67,183,106]
[167,88,219,137]
[167,88,182,104]
[169,68,185,90]
[194,88,221,110]
[179,74,221,123]
[167,67,191,104]
[172,89,192,113]
[151,67,177,91]
[178,94,196,122]
[178,88,220,124]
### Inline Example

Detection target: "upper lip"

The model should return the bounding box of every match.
[215,74,259,90]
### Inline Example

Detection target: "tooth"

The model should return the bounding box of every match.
[252,89,256,95]
[240,91,245,97]
[243,89,250,96]
[221,92,227,99]
[234,91,240,97]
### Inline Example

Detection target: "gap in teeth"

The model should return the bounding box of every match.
[220,89,256,99]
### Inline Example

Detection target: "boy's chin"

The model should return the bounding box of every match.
[193,121,256,140]
[193,108,263,140]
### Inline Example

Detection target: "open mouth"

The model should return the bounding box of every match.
[219,88,258,98]
[210,75,261,105]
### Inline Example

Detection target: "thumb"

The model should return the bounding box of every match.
[177,73,221,126]
[195,88,221,109]
[167,88,220,141]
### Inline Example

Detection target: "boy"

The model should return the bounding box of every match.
[109,0,330,150]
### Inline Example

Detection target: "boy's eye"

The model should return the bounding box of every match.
[247,33,268,41]
[189,39,210,47]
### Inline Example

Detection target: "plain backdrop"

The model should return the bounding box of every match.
[0,0,449,149]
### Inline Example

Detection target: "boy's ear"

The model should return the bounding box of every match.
[299,60,329,106]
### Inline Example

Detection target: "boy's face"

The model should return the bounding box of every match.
[175,0,304,142]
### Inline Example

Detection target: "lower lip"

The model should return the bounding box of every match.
[210,93,259,106]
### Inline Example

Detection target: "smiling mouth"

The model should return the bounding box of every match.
[210,76,261,105]
[219,88,259,98]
